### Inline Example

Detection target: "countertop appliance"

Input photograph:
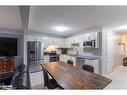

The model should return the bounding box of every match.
[83,40,95,47]
[27,41,43,73]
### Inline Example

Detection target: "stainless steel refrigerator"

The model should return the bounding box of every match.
[27,41,43,73]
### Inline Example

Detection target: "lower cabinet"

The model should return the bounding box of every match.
[60,54,69,63]
[60,55,77,66]
[85,59,100,74]
[44,55,49,64]
[45,54,100,74]
[59,54,66,62]
[70,56,76,66]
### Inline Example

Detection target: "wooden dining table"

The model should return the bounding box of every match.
[41,61,112,89]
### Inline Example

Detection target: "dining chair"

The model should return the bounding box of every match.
[10,64,26,89]
[10,56,31,89]
[82,64,94,72]
[42,68,61,89]
[67,60,73,65]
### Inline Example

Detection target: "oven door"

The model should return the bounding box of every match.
[49,55,59,62]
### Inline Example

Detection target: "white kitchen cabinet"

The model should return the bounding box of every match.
[59,54,68,62]
[78,37,84,48]
[57,40,65,48]
[70,56,77,66]
[65,55,76,66]
[60,54,65,62]
[65,55,70,62]
[59,54,77,66]
[87,32,96,40]
[43,37,65,48]
[85,59,100,74]
[65,32,100,48]
[44,55,49,64]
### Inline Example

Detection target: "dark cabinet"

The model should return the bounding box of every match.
[0,58,14,74]
[0,58,14,85]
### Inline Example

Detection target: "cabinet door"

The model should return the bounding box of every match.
[91,60,99,74]
[90,32,96,40]
[85,59,91,65]
[60,55,64,62]
[64,55,68,62]
[70,56,76,66]
[85,59,99,74]
[66,55,70,63]
[58,40,64,48]
[44,55,49,64]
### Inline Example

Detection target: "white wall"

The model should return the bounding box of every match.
[101,29,127,75]
[113,33,127,67]
[102,30,127,75]
[102,28,116,74]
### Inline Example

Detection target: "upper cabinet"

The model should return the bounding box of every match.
[43,37,65,48]
[25,34,65,48]
[25,32,100,49]
[64,32,100,48]
[86,32,100,48]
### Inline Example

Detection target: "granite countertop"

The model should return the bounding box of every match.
[59,54,77,57]
[44,53,101,60]
[58,54,101,60]
[76,55,101,60]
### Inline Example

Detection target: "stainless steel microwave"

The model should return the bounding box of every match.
[83,40,95,47]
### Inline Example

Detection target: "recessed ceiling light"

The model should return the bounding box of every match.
[53,26,69,32]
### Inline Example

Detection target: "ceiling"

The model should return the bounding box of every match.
[0,6,127,36]
[0,6,22,30]
[29,6,127,37]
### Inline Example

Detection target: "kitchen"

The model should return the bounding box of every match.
[26,6,127,89]
[0,6,127,89]
[29,26,111,89]
[43,31,101,74]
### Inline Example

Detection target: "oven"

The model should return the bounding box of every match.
[49,54,59,62]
